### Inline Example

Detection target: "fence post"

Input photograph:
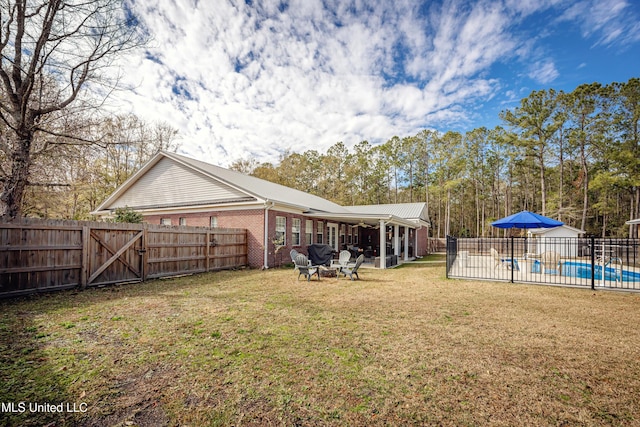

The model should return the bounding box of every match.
[590,236,595,290]
[141,225,148,281]
[206,231,211,272]
[81,225,90,289]
[510,236,514,283]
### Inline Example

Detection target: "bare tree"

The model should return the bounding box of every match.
[0,0,145,219]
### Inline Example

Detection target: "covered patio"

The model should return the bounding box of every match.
[306,212,426,269]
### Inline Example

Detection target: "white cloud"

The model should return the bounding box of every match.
[528,60,560,84]
[558,0,640,47]
[104,0,639,166]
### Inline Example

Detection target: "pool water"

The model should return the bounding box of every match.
[561,261,640,282]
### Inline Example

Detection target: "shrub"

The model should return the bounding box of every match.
[113,206,143,223]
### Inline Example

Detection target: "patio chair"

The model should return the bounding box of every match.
[540,251,561,274]
[290,249,300,270]
[331,250,352,271]
[340,254,364,281]
[294,254,320,282]
[490,248,519,271]
[490,248,504,269]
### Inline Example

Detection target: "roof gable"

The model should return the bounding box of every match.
[164,152,349,213]
[95,151,350,214]
[102,156,255,210]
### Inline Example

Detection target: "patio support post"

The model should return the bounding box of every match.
[263,200,274,269]
[404,226,409,260]
[379,220,386,269]
[394,224,400,257]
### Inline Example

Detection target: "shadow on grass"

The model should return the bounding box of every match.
[0,308,77,426]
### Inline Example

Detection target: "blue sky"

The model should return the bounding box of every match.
[116,0,640,166]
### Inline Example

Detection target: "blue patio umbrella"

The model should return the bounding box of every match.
[491,210,563,229]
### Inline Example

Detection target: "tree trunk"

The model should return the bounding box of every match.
[539,151,547,216]
[0,133,33,219]
[437,195,442,239]
[581,150,589,232]
[409,162,413,202]
[424,153,430,225]
[558,128,564,220]
[445,188,451,236]
[475,179,480,237]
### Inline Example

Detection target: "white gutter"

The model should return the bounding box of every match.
[263,200,275,269]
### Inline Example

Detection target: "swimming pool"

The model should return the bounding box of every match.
[562,261,640,282]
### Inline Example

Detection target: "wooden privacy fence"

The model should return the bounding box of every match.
[0,218,248,297]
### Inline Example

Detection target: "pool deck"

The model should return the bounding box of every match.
[448,254,640,291]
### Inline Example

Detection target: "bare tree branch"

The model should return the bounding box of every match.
[0,0,148,219]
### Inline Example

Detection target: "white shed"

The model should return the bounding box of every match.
[626,218,640,238]
[526,225,586,258]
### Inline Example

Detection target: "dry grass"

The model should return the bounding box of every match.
[2,263,640,426]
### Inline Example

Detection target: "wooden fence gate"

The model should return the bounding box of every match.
[87,226,145,287]
[0,219,248,297]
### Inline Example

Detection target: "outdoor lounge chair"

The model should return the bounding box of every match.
[290,249,300,270]
[490,248,519,271]
[340,254,364,281]
[540,251,561,274]
[331,250,352,271]
[295,254,320,282]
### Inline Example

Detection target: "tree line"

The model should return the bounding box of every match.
[232,78,640,238]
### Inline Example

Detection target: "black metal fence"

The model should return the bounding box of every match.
[446,236,640,291]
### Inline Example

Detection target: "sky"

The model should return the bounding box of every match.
[115,0,640,167]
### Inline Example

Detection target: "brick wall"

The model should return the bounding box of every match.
[143,209,430,266]
[144,209,265,268]
[266,211,325,268]
[143,209,321,269]
[416,227,429,256]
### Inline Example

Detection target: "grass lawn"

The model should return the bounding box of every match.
[2,263,640,426]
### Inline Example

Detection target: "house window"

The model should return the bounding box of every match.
[316,221,323,244]
[275,216,286,246]
[340,224,346,245]
[306,220,313,244]
[179,217,187,226]
[292,218,301,246]
[210,216,217,228]
[160,218,171,225]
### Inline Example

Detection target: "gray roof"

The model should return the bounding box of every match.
[94,151,430,227]
[345,203,429,221]
[527,225,585,235]
[163,152,350,213]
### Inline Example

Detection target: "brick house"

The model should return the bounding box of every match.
[92,151,431,269]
